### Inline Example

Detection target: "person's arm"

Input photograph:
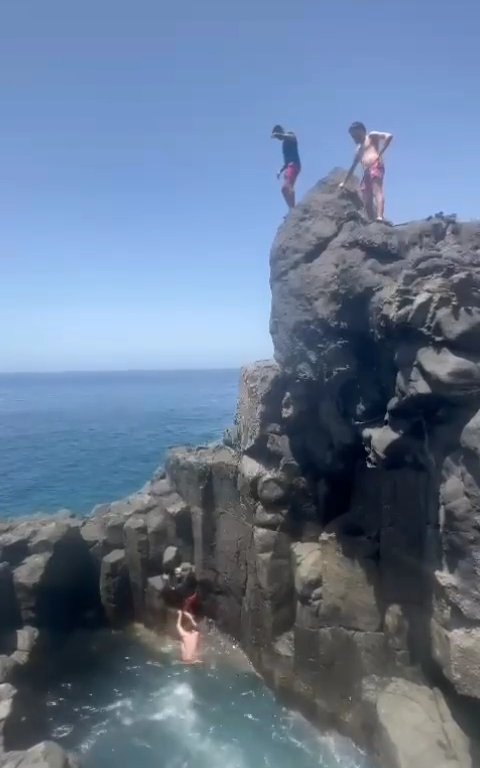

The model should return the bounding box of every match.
[369,131,393,157]
[176,610,186,639]
[183,610,198,630]
[339,146,362,188]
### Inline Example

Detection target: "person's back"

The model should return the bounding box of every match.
[282,132,301,168]
[176,610,200,663]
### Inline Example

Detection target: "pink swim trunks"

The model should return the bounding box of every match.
[284,162,301,186]
[361,159,385,192]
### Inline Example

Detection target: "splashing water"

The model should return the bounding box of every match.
[41,630,376,768]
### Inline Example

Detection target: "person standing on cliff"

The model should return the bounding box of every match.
[339,122,393,222]
[271,125,301,211]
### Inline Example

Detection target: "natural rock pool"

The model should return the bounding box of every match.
[34,625,375,768]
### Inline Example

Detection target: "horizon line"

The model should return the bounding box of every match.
[0,366,245,376]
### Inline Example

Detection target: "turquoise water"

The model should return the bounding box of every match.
[41,630,374,768]
[0,370,238,516]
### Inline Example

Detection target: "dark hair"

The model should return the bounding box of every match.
[272,124,284,135]
[349,121,366,134]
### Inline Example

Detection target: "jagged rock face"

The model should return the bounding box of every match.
[163,170,480,768]
[0,483,198,764]
[269,170,480,702]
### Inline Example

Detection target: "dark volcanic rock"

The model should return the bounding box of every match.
[124,516,148,618]
[144,576,168,630]
[99,550,132,626]
[11,524,100,631]
[161,171,480,767]
[0,565,20,634]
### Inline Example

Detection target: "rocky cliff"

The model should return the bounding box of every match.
[163,169,480,767]
[2,168,480,768]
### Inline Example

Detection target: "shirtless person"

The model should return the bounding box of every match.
[339,122,393,221]
[271,125,301,211]
[176,609,200,663]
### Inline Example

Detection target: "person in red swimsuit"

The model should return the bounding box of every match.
[271,125,301,211]
[339,121,393,221]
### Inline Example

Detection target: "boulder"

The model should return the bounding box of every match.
[13,555,51,626]
[316,533,382,632]
[0,524,37,568]
[253,504,287,529]
[431,623,480,699]
[9,627,40,672]
[99,550,132,626]
[0,683,17,753]
[165,447,212,510]
[374,679,472,768]
[29,520,81,555]
[1,742,78,768]
[257,473,289,506]
[144,576,168,630]
[234,361,284,454]
[79,519,108,562]
[162,546,181,573]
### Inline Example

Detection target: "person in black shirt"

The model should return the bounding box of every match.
[271,124,301,210]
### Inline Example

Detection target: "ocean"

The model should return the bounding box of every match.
[0,369,239,517]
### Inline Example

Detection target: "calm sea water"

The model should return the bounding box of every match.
[0,370,238,517]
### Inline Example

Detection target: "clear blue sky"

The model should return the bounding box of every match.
[1,0,478,372]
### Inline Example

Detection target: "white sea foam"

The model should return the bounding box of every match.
[148,680,248,768]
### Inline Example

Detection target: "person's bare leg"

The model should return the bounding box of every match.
[282,183,295,210]
[372,180,385,220]
[363,188,375,220]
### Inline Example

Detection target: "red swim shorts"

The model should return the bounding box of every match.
[361,160,385,192]
[284,162,301,186]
